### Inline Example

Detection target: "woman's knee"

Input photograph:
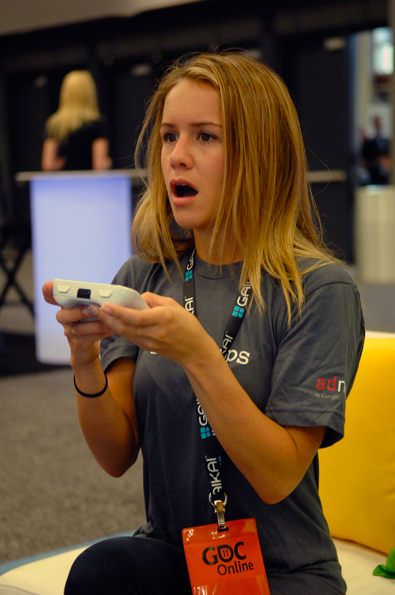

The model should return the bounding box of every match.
[64,536,191,595]
[65,537,135,594]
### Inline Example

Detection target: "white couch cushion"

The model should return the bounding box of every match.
[0,547,85,595]
[335,539,395,594]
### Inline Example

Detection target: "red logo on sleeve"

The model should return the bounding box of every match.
[316,376,346,394]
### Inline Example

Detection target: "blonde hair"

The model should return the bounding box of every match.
[45,70,101,141]
[133,51,336,321]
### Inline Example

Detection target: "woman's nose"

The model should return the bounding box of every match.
[169,137,193,168]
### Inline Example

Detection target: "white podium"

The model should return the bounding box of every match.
[355,185,395,283]
[16,170,145,364]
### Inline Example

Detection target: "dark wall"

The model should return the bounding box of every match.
[106,64,154,169]
[0,1,388,260]
[285,37,355,260]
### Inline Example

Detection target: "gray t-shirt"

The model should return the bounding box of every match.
[100,253,365,586]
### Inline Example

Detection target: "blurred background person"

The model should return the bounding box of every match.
[41,70,112,171]
[360,115,390,185]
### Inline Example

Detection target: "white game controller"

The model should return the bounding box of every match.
[52,279,149,312]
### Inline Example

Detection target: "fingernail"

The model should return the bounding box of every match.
[101,305,113,315]
[83,305,99,316]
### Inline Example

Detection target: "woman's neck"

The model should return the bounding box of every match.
[193,233,241,265]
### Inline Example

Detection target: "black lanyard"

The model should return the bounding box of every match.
[183,251,252,523]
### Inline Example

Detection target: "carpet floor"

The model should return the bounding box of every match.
[0,368,145,564]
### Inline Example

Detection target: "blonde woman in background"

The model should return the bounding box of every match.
[41,70,112,171]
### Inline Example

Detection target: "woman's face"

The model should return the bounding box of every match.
[160,78,225,248]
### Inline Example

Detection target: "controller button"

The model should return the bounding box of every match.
[57,284,71,293]
[99,288,113,298]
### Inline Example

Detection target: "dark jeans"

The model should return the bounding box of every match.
[65,534,346,594]
[64,535,191,595]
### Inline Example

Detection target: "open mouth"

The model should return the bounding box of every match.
[173,184,198,198]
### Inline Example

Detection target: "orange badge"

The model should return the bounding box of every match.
[182,518,270,594]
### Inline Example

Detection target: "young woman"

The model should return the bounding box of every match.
[41,70,112,171]
[43,52,364,594]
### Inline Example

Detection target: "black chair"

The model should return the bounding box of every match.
[0,182,34,316]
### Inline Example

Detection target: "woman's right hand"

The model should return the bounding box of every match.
[42,280,112,370]
[43,280,139,477]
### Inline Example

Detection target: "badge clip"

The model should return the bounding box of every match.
[209,492,228,532]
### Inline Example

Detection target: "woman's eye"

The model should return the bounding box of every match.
[199,132,215,142]
[163,132,177,143]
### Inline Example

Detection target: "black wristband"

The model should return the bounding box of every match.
[73,374,108,398]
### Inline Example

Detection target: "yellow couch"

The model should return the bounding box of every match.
[319,332,395,593]
[0,334,394,594]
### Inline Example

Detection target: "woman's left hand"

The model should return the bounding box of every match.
[93,292,217,366]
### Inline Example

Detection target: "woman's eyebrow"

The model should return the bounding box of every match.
[160,121,222,128]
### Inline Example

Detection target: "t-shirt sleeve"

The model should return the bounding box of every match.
[265,279,365,447]
[91,117,109,139]
[100,333,137,373]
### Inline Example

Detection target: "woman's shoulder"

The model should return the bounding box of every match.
[299,258,358,297]
[77,116,109,138]
[113,254,158,283]
[112,253,182,290]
